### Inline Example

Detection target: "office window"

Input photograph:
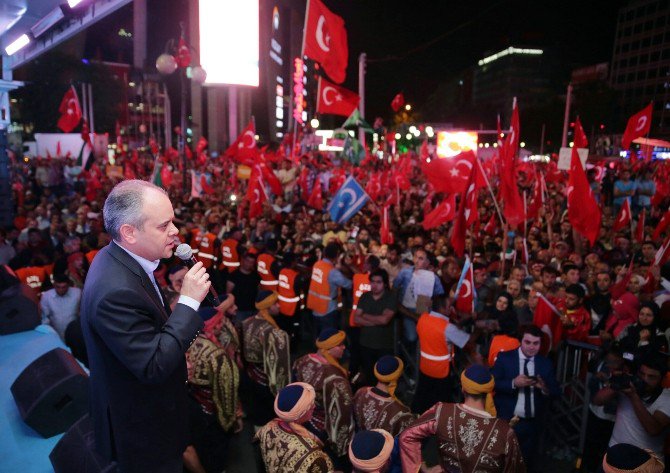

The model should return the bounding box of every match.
[629,56,639,66]
[651,51,661,61]
[633,23,642,34]
[653,34,663,45]
[638,71,647,81]
[648,68,658,78]
[642,37,651,47]
[622,42,631,53]
[631,40,640,50]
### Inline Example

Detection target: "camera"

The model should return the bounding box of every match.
[609,374,646,393]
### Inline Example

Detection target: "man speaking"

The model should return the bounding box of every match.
[81,180,211,472]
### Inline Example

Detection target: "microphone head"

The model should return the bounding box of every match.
[174,243,194,261]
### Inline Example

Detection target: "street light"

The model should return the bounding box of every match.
[156,23,206,193]
[405,104,412,111]
[310,118,320,129]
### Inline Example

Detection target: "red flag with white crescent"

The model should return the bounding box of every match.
[316,77,359,117]
[224,120,257,164]
[422,194,456,230]
[653,209,670,241]
[622,103,653,150]
[634,208,646,243]
[307,176,323,211]
[381,205,393,245]
[612,198,632,232]
[303,0,348,84]
[455,258,475,314]
[57,86,82,133]
[246,173,267,219]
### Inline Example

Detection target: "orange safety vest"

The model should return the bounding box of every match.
[487,334,521,367]
[221,238,240,272]
[278,268,301,316]
[258,253,278,289]
[307,259,334,314]
[190,228,203,255]
[15,266,49,292]
[349,273,371,327]
[417,311,455,379]
[197,233,218,268]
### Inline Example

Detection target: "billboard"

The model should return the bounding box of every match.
[199,0,259,86]
[436,131,478,158]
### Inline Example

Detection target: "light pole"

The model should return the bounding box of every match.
[156,22,206,194]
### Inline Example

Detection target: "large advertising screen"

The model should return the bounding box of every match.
[199,0,259,86]
[436,131,478,158]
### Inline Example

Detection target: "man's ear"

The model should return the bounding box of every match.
[119,223,136,244]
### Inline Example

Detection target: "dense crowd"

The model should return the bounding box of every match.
[2,146,669,473]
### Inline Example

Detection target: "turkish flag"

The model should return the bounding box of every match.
[574,116,588,148]
[455,260,475,314]
[499,101,525,226]
[391,93,405,112]
[57,86,82,133]
[622,103,653,150]
[307,176,323,210]
[652,209,670,241]
[316,77,359,116]
[612,198,632,232]
[304,0,348,84]
[526,172,546,221]
[610,261,634,301]
[634,208,646,243]
[464,160,486,227]
[365,172,382,201]
[256,161,282,196]
[420,150,477,194]
[422,194,456,230]
[484,212,498,236]
[567,146,601,245]
[654,234,670,267]
[451,195,467,257]
[533,293,563,352]
[224,120,257,165]
[246,174,267,219]
[196,136,208,154]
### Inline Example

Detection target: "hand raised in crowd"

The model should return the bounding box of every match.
[180,261,211,303]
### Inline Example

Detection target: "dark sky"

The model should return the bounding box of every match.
[333,0,629,119]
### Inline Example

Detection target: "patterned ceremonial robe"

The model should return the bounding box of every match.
[399,403,525,473]
[186,336,240,430]
[256,420,335,473]
[293,353,354,457]
[353,387,415,436]
[216,313,242,366]
[242,314,290,395]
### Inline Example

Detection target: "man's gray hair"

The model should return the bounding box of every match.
[104,180,166,241]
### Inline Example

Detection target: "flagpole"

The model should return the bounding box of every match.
[477,158,505,226]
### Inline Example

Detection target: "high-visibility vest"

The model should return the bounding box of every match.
[221,238,240,271]
[278,268,301,316]
[258,253,278,289]
[487,334,520,367]
[15,266,49,292]
[197,232,218,268]
[307,260,334,314]
[417,311,454,379]
[190,228,203,255]
[349,273,371,327]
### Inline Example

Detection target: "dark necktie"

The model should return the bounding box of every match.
[523,357,532,418]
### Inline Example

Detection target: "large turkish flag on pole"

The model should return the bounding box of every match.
[316,77,359,116]
[57,86,82,133]
[303,0,348,84]
[621,103,653,150]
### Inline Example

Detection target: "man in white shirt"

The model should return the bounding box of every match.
[41,273,81,340]
[594,353,670,462]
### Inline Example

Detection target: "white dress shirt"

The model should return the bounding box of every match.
[513,348,536,418]
[115,242,199,312]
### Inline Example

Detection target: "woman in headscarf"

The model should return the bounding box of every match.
[617,301,667,357]
[481,292,519,336]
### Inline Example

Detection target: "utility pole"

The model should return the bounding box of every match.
[358,52,366,145]
[561,83,573,148]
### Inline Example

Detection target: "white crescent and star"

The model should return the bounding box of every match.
[239,130,255,149]
[322,86,342,106]
[316,15,330,52]
[338,188,357,208]
[460,279,472,298]
[635,116,648,132]
[252,188,261,204]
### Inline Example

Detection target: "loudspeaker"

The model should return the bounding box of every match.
[49,414,117,473]
[10,348,89,437]
[0,292,40,335]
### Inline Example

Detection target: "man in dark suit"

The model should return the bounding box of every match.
[81,180,211,472]
[491,324,560,470]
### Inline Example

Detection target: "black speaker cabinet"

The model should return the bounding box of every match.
[49,414,117,473]
[10,348,89,437]
[0,292,40,335]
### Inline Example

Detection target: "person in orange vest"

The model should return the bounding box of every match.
[196,222,221,271]
[412,295,473,414]
[257,239,280,290]
[348,255,381,381]
[221,228,243,273]
[487,325,522,367]
[276,252,308,348]
[306,242,352,336]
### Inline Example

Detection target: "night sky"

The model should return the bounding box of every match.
[334,0,629,119]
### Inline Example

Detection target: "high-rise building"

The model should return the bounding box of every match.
[610,0,670,135]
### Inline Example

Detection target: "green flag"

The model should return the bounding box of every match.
[342,135,366,165]
[342,108,373,133]
[150,159,163,187]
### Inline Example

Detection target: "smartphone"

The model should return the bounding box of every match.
[527,375,539,382]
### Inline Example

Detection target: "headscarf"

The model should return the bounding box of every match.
[274,383,320,444]
[348,429,394,473]
[315,328,348,376]
[601,443,664,473]
[255,290,280,330]
[490,292,518,335]
[606,292,639,338]
[460,364,496,416]
[374,356,403,399]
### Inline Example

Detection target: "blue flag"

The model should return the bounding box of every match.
[328,176,370,224]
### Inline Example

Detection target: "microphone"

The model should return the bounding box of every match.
[174,243,219,307]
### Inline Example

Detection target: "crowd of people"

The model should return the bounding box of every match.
[2,143,670,473]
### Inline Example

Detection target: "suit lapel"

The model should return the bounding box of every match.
[107,243,169,322]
